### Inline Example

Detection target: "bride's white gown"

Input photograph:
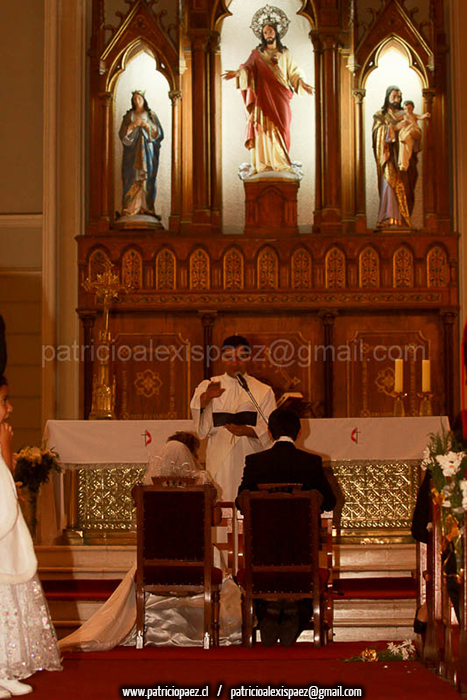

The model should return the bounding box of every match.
[59,441,242,650]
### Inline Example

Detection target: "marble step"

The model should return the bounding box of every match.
[333,543,416,578]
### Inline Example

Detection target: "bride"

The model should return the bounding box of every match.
[59,432,241,650]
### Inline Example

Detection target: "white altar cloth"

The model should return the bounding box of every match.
[45,416,449,466]
[45,420,196,465]
[296,416,449,461]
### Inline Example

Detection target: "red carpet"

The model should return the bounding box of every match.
[26,643,461,700]
[333,577,417,600]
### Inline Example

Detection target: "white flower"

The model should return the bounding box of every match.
[460,480,467,509]
[421,447,431,471]
[441,499,452,508]
[436,451,465,477]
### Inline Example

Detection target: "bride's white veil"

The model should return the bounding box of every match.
[144,439,204,483]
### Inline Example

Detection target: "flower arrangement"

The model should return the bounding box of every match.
[15,445,62,493]
[346,640,416,662]
[421,426,467,574]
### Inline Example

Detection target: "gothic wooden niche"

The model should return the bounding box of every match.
[359,246,380,289]
[291,248,312,290]
[257,247,279,290]
[223,248,244,291]
[88,0,179,234]
[393,245,414,288]
[348,0,448,234]
[155,248,176,290]
[190,249,210,290]
[121,248,143,290]
[427,245,449,288]
[325,247,346,289]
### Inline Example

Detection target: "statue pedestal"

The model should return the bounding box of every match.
[243,175,299,236]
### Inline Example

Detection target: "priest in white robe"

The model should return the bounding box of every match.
[190,336,276,501]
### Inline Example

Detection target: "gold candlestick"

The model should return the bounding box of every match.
[393,392,406,417]
[82,265,126,420]
[418,392,434,416]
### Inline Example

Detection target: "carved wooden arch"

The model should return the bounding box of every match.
[393,244,415,288]
[359,37,429,91]
[427,244,450,288]
[291,247,312,289]
[257,246,279,290]
[211,0,317,33]
[354,0,434,89]
[155,247,177,291]
[189,248,211,291]
[89,0,181,229]
[223,247,244,291]
[120,246,144,290]
[325,247,346,289]
[87,247,112,281]
[102,3,178,92]
[358,246,380,289]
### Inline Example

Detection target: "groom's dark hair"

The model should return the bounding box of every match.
[268,408,301,441]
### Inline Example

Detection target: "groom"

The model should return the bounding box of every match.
[236,408,336,646]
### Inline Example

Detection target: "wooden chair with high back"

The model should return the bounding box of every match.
[132,479,223,649]
[236,487,326,647]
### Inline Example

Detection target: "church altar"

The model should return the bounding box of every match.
[44,416,448,544]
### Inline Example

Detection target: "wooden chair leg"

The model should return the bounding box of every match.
[203,592,212,649]
[136,585,145,649]
[313,594,321,647]
[242,593,254,647]
[212,588,220,647]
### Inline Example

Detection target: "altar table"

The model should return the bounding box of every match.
[45,416,448,543]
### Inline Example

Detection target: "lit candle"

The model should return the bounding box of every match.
[394,359,403,393]
[422,359,431,393]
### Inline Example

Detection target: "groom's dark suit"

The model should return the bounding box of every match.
[236,440,336,512]
[236,439,336,646]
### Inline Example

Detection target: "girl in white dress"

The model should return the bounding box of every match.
[0,376,61,697]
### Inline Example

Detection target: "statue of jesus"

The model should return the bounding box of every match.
[223,6,313,176]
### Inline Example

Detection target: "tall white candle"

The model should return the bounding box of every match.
[422,359,431,393]
[394,359,403,393]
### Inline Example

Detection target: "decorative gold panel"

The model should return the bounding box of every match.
[223,248,244,290]
[155,248,176,290]
[291,248,312,289]
[359,246,380,288]
[257,246,279,289]
[88,248,111,280]
[393,246,414,288]
[71,459,418,541]
[76,464,146,531]
[325,247,346,288]
[329,459,419,530]
[427,245,449,288]
[122,248,143,289]
[189,248,210,290]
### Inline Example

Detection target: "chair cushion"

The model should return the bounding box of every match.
[236,567,328,594]
[143,565,223,587]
